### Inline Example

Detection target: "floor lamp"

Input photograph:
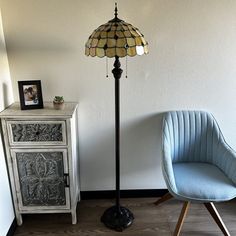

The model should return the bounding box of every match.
[85,3,148,232]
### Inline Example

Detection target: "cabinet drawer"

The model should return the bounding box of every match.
[7,120,67,146]
[11,149,70,211]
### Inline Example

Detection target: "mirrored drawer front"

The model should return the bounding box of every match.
[7,121,67,146]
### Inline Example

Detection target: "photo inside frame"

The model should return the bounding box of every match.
[23,84,39,105]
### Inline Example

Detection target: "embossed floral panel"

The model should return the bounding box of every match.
[11,123,63,142]
[16,152,66,206]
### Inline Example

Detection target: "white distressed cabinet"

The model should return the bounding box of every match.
[0,102,80,225]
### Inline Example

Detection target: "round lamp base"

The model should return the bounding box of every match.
[101,205,134,232]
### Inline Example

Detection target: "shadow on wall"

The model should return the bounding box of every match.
[120,113,164,187]
[80,112,165,190]
[2,36,77,54]
[3,82,8,109]
[0,82,9,111]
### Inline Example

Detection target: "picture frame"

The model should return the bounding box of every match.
[18,80,44,110]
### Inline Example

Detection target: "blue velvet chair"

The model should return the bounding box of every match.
[155,111,236,236]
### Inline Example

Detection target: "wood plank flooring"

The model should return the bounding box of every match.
[13,198,236,236]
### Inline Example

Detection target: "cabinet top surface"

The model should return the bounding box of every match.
[0,102,78,118]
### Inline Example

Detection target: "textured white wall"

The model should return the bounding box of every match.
[0,9,14,236]
[1,0,236,191]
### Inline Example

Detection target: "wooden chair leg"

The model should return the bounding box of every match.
[154,192,173,205]
[204,202,230,236]
[173,201,190,236]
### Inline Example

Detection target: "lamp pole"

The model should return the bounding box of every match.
[113,56,122,210]
[101,56,134,231]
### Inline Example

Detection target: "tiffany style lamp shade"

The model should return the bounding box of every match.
[85,4,148,231]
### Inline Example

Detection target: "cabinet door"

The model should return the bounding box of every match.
[7,120,67,146]
[11,149,70,211]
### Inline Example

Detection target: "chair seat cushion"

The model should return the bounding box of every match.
[173,163,236,202]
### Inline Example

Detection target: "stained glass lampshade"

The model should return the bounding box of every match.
[85,6,148,58]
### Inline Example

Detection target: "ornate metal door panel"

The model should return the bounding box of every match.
[7,120,67,146]
[11,149,70,211]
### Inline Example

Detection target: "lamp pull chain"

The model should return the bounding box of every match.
[125,56,128,78]
[106,57,109,78]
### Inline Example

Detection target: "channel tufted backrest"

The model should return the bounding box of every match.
[163,111,222,163]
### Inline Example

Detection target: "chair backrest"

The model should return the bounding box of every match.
[163,111,222,163]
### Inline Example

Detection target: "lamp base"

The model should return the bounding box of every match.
[101,205,134,231]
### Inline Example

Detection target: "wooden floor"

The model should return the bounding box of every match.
[14,198,236,236]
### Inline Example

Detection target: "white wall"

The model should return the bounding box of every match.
[0,8,14,236]
[1,0,236,191]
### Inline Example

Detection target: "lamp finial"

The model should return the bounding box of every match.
[114,2,118,18]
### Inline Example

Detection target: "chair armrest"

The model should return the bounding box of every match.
[162,142,178,194]
[214,140,236,185]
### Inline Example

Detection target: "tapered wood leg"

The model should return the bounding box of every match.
[71,209,77,224]
[154,192,173,205]
[204,202,230,236]
[16,213,23,226]
[173,201,190,236]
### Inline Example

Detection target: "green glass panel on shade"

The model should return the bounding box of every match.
[144,45,148,54]
[116,31,124,38]
[107,39,116,47]
[127,47,136,57]
[116,48,126,57]
[100,31,107,38]
[89,48,96,57]
[123,31,131,37]
[98,39,107,47]
[91,39,98,47]
[96,48,105,57]
[127,38,135,47]
[135,37,143,46]
[116,38,126,47]
[93,31,100,38]
[85,5,148,58]
[106,48,116,58]
[85,47,90,56]
[108,31,115,38]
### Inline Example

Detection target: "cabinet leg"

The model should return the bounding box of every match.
[16,213,23,226]
[71,210,77,224]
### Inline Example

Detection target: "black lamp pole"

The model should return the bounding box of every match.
[114,56,122,210]
[101,56,134,231]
